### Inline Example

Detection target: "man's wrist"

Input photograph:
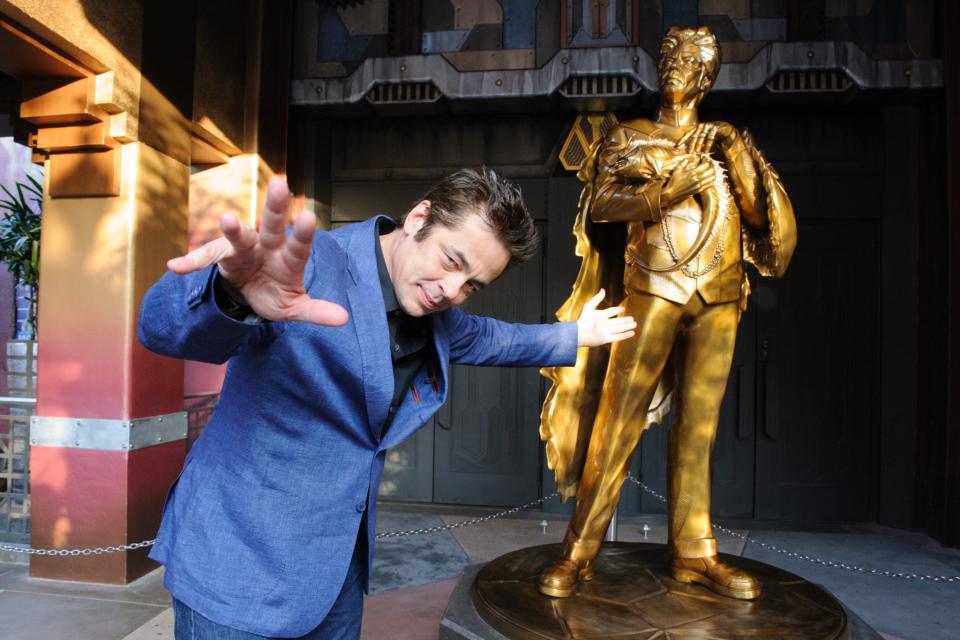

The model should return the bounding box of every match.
[214,273,254,320]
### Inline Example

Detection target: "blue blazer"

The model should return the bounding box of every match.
[138,216,578,636]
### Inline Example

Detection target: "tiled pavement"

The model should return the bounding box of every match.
[1,505,957,639]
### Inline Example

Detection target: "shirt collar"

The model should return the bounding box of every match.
[374,218,401,314]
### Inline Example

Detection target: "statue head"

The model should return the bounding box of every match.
[657,26,720,106]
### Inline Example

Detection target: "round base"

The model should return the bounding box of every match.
[473,542,848,640]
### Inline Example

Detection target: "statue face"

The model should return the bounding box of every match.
[658,41,708,104]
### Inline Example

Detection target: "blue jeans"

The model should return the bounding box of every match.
[173,542,365,639]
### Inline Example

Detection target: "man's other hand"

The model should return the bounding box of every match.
[576,290,637,347]
[166,177,349,326]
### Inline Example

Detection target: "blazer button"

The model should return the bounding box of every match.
[355,501,366,512]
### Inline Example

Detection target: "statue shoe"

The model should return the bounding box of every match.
[671,555,761,600]
[537,558,594,598]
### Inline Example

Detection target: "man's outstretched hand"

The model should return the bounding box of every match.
[166,177,349,326]
[576,290,637,347]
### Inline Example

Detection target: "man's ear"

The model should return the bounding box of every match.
[404,200,430,234]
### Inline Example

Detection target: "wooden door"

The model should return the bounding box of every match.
[753,220,879,520]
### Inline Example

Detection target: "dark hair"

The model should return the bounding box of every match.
[408,167,538,265]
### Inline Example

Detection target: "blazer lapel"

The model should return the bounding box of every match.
[343,218,394,441]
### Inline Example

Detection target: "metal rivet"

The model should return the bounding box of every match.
[632,56,639,63]
[904,68,912,76]
[74,441,79,447]
[807,50,814,59]
[399,63,407,72]
[157,436,162,442]
[495,79,503,86]
[158,417,163,423]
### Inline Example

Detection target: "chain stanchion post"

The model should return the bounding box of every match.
[604,508,618,542]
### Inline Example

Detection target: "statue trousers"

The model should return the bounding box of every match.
[564,288,740,562]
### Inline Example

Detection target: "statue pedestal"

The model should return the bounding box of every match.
[440,543,885,640]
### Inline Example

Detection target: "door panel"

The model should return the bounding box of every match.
[378,419,434,502]
[754,220,879,521]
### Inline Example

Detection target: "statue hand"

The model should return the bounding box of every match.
[576,290,637,347]
[679,121,738,154]
[661,157,716,207]
[166,177,349,326]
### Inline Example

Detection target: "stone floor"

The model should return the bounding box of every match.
[1,504,958,639]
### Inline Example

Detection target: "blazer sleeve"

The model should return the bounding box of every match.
[137,265,275,364]
[442,306,578,368]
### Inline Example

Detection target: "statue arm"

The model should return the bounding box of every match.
[590,128,665,223]
[591,175,665,223]
[724,136,767,229]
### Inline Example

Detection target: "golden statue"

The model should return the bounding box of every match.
[538,26,797,600]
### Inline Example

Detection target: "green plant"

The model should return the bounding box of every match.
[0,173,42,340]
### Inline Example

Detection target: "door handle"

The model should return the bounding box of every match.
[763,363,780,441]
[738,365,754,439]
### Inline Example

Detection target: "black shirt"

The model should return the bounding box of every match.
[375,219,432,432]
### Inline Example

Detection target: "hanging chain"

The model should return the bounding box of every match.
[5,476,960,586]
[0,494,562,554]
[375,493,560,539]
[625,473,960,584]
[0,539,156,557]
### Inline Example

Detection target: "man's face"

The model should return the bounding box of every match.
[658,41,707,104]
[387,202,512,317]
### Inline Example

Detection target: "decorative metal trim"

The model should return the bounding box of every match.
[559,112,620,171]
[365,81,442,104]
[292,42,942,109]
[30,412,188,451]
[766,68,853,93]
[559,75,640,98]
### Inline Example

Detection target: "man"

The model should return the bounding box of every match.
[538,26,796,600]
[138,167,636,639]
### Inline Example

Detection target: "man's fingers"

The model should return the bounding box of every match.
[259,177,291,250]
[601,305,626,318]
[584,289,605,311]
[287,298,350,327]
[281,210,318,270]
[220,213,259,256]
[167,236,234,274]
[609,318,638,332]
